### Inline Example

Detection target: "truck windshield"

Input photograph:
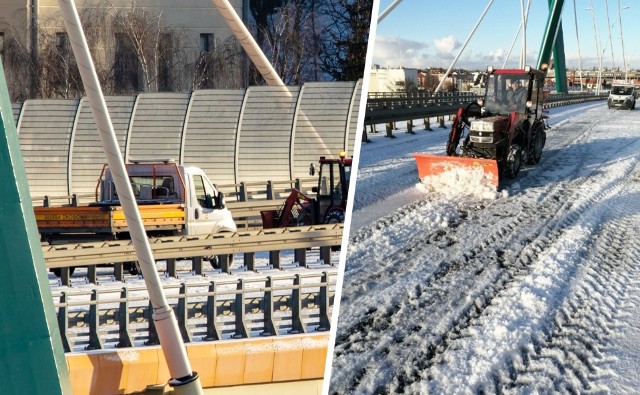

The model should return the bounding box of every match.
[612,86,633,95]
[484,74,529,115]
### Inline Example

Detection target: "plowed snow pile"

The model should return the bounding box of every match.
[416,165,507,200]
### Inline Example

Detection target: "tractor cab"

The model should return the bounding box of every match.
[260,152,351,228]
[481,67,546,118]
[312,152,352,223]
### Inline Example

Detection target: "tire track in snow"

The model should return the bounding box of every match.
[418,158,640,393]
[330,107,640,394]
[497,189,640,393]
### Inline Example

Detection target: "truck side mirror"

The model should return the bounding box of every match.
[204,194,214,209]
[215,192,226,209]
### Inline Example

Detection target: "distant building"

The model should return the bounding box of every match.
[368,66,419,93]
[0,0,247,99]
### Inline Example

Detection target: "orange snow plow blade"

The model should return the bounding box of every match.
[413,153,500,187]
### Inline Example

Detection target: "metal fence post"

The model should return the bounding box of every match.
[177,283,191,343]
[218,254,231,274]
[289,274,306,334]
[166,258,177,278]
[145,300,160,345]
[407,119,414,134]
[117,288,134,348]
[56,292,71,352]
[385,122,395,138]
[86,289,103,350]
[87,265,97,284]
[294,248,306,267]
[192,256,203,275]
[113,262,124,282]
[60,267,71,286]
[318,272,331,331]
[266,180,274,200]
[239,182,247,201]
[233,279,249,339]
[424,117,433,131]
[244,252,256,272]
[261,277,277,336]
[269,250,281,269]
[204,281,221,341]
[320,246,332,266]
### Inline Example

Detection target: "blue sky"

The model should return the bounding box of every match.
[372,0,639,71]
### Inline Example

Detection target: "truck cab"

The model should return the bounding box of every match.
[35,161,236,245]
[100,162,237,236]
[608,83,636,110]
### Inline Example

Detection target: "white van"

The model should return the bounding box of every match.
[608,84,636,110]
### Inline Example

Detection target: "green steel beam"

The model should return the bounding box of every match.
[0,62,72,392]
[550,0,568,93]
[537,0,566,77]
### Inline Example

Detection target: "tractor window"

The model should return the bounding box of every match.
[484,74,528,114]
[484,74,506,113]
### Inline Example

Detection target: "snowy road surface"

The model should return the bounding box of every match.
[329,102,640,394]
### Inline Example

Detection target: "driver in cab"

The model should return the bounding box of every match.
[506,80,527,108]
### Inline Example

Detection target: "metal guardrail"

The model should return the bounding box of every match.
[54,270,337,352]
[365,91,608,125]
[43,225,343,285]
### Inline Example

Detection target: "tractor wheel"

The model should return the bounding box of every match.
[506,144,522,178]
[528,129,546,164]
[324,209,345,224]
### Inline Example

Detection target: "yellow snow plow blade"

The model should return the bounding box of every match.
[413,153,499,187]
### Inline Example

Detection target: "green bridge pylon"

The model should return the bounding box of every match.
[538,0,568,93]
[0,62,72,392]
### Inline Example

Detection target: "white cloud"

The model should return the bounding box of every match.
[372,35,430,68]
[434,35,461,57]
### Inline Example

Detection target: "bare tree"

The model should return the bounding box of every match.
[111,6,166,92]
[191,35,244,90]
[1,23,34,101]
[319,0,372,81]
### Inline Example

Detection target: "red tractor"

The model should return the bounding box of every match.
[261,153,351,228]
[414,65,548,186]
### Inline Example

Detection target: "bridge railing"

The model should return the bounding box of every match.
[54,270,337,352]
[44,224,343,285]
[364,91,608,127]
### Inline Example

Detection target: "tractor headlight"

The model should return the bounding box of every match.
[471,121,495,132]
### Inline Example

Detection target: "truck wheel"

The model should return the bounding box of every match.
[124,262,140,275]
[506,144,522,178]
[51,266,76,277]
[208,254,234,270]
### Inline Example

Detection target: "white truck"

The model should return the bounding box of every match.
[608,83,636,110]
[35,161,237,244]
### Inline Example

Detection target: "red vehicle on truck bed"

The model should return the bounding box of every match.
[261,153,351,228]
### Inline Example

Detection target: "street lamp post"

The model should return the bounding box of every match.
[587,2,603,94]
[617,1,629,81]
[573,0,584,91]
[604,0,616,73]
